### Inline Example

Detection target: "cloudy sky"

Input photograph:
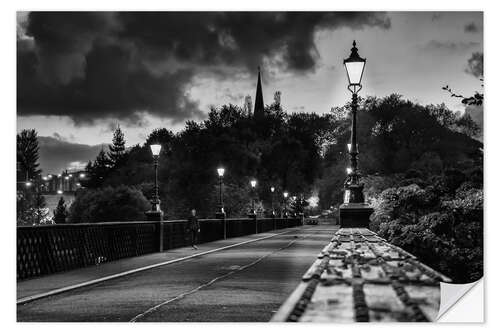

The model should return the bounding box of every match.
[17,11,483,173]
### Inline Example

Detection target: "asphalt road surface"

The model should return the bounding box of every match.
[17,224,338,322]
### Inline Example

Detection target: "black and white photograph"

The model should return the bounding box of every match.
[12,7,486,324]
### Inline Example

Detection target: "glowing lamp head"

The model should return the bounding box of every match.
[347,143,352,152]
[346,167,353,175]
[283,191,289,198]
[57,190,63,194]
[79,173,85,178]
[42,176,48,181]
[150,144,162,157]
[48,174,52,179]
[270,186,275,193]
[250,179,257,188]
[217,167,225,177]
[343,41,366,87]
[25,181,32,187]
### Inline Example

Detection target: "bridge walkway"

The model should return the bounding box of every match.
[17,224,338,322]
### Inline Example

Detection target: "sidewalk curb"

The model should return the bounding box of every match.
[17,228,302,305]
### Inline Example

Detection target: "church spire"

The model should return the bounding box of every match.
[253,67,265,118]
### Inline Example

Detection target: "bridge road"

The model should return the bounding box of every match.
[17,223,338,322]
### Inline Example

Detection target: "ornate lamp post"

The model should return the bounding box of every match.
[248,179,257,218]
[216,167,226,218]
[270,186,275,217]
[146,144,164,221]
[339,41,373,228]
[283,191,289,218]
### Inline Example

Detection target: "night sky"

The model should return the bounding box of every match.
[17,11,483,173]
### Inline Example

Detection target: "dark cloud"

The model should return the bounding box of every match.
[38,136,106,173]
[464,22,479,33]
[18,12,391,124]
[465,52,483,78]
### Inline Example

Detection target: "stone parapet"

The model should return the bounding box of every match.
[272,228,451,322]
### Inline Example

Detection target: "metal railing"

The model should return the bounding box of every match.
[17,217,302,281]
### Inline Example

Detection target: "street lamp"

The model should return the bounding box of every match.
[339,40,374,228]
[248,179,257,217]
[343,40,366,204]
[146,144,163,221]
[270,186,275,217]
[216,167,226,218]
[283,191,289,218]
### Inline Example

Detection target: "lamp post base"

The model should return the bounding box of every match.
[339,203,373,229]
[145,210,163,221]
[215,211,226,219]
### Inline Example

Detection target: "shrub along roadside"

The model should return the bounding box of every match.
[68,185,150,223]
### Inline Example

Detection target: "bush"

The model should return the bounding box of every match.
[69,186,150,223]
[370,174,483,283]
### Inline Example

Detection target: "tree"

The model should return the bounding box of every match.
[17,129,40,182]
[108,126,127,168]
[17,129,48,225]
[68,185,150,223]
[86,148,111,188]
[53,197,68,224]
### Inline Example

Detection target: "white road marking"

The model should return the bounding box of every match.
[17,228,305,305]
[129,237,303,322]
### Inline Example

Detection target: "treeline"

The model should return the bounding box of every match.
[74,94,481,223]
[79,102,333,220]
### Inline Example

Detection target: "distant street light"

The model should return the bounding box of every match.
[79,173,85,178]
[270,186,275,217]
[283,191,289,218]
[57,190,63,194]
[248,179,257,217]
[343,40,366,204]
[216,167,226,218]
[146,144,163,221]
[25,181,32,187]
